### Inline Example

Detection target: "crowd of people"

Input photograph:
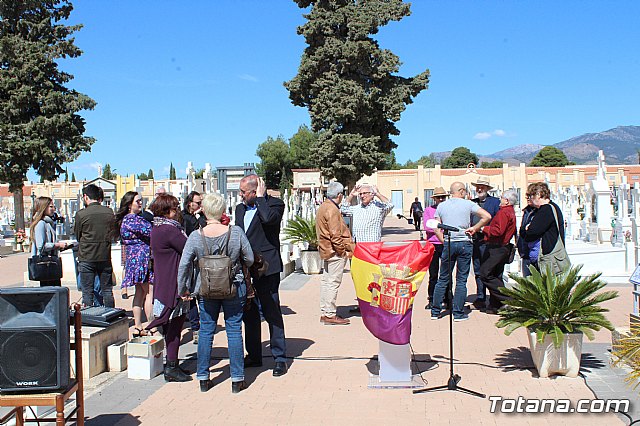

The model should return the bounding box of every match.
[27,174,568,394]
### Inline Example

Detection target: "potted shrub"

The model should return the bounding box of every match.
[612,331,640,390]
[496,265,618,378]
[283,216,322,274]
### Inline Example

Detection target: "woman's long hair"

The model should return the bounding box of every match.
[114,191,138,241]
[29,196,53,243]
[183,191,200,213]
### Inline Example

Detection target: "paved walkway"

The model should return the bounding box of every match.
[0,217,637,425]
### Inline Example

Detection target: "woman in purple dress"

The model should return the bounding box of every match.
[146,194,191,382]
[115,191,154,336]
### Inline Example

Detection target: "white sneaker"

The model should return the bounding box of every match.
[430,315,440,321]
[453,316,469,322]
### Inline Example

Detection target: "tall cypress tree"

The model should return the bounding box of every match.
[0,0,96,229]
[285,0,429,188]
[169,163,176,180]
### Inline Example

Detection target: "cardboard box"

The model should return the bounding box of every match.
[107,340,128,372]
[127,336,165,380]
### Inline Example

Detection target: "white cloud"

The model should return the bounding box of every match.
[69,162,101,171]
[473,132,492,140]
[473,129,508,140]
[238,73,258,82]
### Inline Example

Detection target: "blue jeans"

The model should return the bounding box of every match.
[197,292,245,382]
[431,240,473,319]
[472,240,487,301]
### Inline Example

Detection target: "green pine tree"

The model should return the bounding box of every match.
[148,168,154,179]
[71,172,76,182]
[285,0,429,188]
[0,0,96,230]
[169,163,176,180]
[529,146,571,167]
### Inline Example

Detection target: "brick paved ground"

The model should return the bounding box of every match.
[0,217,636,425]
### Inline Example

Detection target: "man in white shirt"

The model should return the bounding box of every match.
[340,184,393,243]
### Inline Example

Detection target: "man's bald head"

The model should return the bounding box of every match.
[449,182,467,198]
[240,174,258,191]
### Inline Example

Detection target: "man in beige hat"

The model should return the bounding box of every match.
[470,177,500,310]
[430,182,491,322]
[423,187,450,309]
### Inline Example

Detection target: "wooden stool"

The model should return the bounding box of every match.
[0,304,84,425]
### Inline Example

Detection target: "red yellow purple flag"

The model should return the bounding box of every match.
[351,241,434,345]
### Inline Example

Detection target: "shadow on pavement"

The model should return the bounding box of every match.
[494,346,536,375]
[86,413,142,425]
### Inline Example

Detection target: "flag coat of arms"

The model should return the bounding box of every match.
[351,241,434,345]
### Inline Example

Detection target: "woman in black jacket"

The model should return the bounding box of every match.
[524,182,566,273]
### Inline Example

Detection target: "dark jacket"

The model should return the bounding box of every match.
[147,223,187,328]
[181,210,207,236]
[73,203,115,262]
[471,195,501,241]
[517,205,537,258]
[235,195,284,277]
[524,201,565,255]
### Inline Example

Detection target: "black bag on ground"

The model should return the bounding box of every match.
[28,253,63,281]
[198,227,236,299]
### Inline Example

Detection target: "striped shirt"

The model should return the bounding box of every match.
[341,200,394,242]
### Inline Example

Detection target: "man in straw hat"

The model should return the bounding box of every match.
[423,187,450,309]
[430,182,491,322]
[470,177,500,311]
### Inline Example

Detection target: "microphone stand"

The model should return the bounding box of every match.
[413,228,485,398]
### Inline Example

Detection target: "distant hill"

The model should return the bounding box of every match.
[485,125,640,165]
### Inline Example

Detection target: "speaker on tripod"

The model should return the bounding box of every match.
[0,287,70,393]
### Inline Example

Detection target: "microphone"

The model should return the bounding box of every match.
[425,219,460,232]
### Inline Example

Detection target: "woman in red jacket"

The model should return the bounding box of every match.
[478,190,517,314]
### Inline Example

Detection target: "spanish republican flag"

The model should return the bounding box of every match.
[351,241,434,345]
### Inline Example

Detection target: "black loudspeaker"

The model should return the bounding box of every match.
[0,287,70,393]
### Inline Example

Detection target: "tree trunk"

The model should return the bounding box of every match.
[13,185,25,231]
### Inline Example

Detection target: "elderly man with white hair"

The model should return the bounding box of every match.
[478,189,518,314]
[341,184,393,243]
[316,181,355,325]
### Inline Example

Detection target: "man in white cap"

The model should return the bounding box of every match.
[470,178,500,310]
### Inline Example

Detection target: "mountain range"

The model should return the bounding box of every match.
[433,125,640,166]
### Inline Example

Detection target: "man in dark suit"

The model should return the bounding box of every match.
[235,174,287,377]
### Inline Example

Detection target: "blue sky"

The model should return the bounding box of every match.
[47,0,640,180]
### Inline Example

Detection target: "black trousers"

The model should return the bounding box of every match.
[243,273,286,363]
[427,244,445,301]
[478,245,510,308]
[413,213,422,230]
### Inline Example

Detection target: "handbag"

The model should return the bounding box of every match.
[28,251,63,281]
[198,227,237,299]
[507,243,517,264]
[538,205,571,274]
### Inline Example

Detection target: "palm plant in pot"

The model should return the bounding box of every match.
[283,215,322,274]
[496,265,618,378]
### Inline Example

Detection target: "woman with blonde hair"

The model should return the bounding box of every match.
[30,197,70,286]
[178,192,254,393]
